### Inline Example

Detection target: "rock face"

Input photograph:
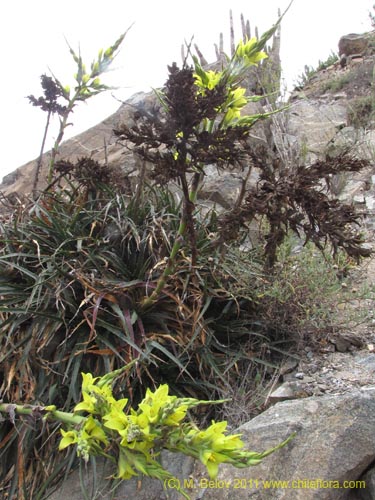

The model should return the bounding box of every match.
[48,388,375,500]
[282,99,348,163]
[195,388,375,500]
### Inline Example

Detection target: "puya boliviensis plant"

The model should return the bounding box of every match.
[114,13,290,309]
[0,366,293,499]
[28,29,129,190]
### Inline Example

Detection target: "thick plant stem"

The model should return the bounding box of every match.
[141,172,202,309]
[47,99,76,183]
[33,109,52,196]
[0,403,84,427]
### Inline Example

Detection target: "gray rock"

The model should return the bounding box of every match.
[1,169,19,186]
[279,99,348,165]
[356,354,375,371]
[334,337,352,353]
[357,466,375,499]
[48,389,375,500]
[279,359,299,375]
[338,33,371,57]
[47,450,195,500]
[268,382,298,402]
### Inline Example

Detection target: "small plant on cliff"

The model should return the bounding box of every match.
[348,95,375,128]
[0,19,291,496]
[294,51,338,90]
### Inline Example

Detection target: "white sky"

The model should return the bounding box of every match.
[0,0,373,180]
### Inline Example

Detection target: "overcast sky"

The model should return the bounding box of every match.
[0,0,373,180]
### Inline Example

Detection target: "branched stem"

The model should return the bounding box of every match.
[0,403,84,427]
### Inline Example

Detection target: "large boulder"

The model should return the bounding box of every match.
[338,33,373,57]
[194,387,375,500]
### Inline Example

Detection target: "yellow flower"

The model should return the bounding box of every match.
[59,429,78,450]
[81,372,100,391]
[59,416,108,459]
[235,37,268,66]
[199,448,229,479]
[163,404,188,426]
[211,431,244,451]
[227,87,248,110]
[103,405,129,432]
[83,415,109,446]
[194,69,222,92]
[74,390,98,414]
[145,384,170,402]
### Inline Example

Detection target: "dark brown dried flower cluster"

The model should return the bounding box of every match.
[219,154,371,267]
[27,74,67,116]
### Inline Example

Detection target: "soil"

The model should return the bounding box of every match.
[266,253,375,406]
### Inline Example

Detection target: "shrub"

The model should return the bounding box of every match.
[348,95,375,128]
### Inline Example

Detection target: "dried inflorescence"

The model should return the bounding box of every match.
[53,157,131,194]
[218,154,371,267]
[27,74,67,116]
